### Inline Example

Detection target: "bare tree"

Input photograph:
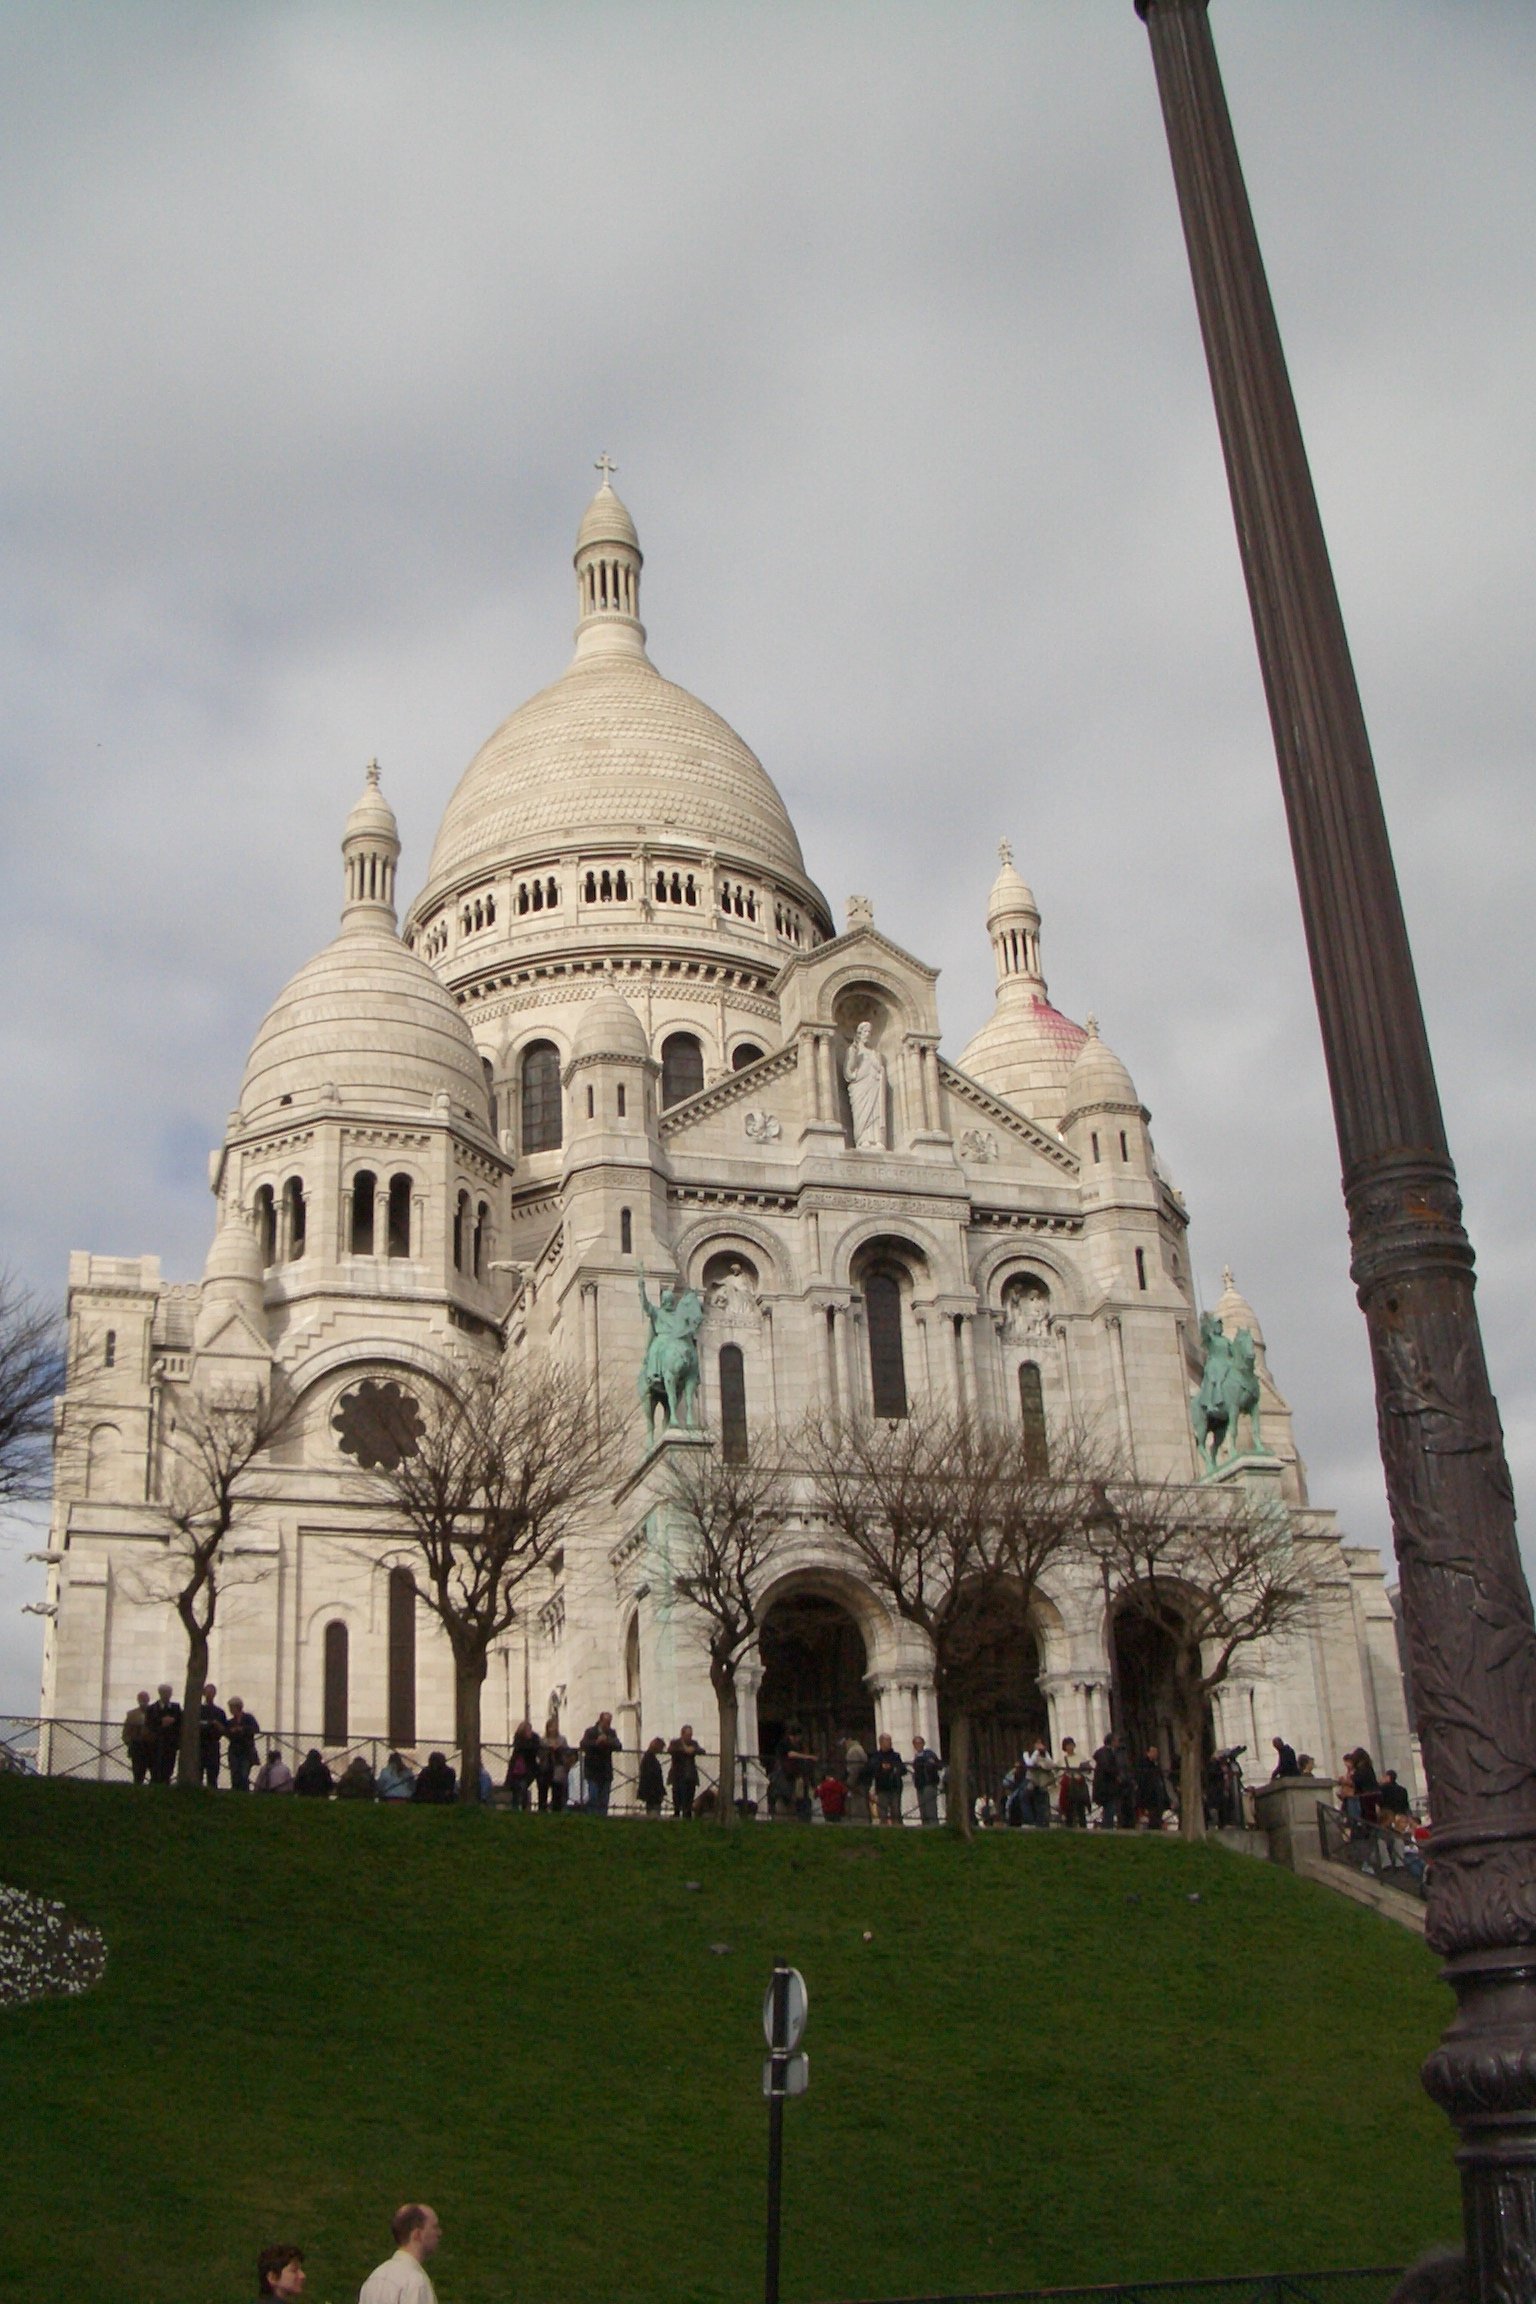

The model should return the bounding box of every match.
[660,1438,792,1824]
[1083,1472,1323,1839]
[147,1377,297,1787]
[365,1358,616,1804]
[801,1408,1096,1837]
[0,1273,63,1510]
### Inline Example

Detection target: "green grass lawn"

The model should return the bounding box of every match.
[0,1777,1455,2304]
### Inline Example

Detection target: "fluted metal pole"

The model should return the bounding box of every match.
[1134,5,1536,2294]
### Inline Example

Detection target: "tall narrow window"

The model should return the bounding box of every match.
[1135,1246,1148,1292]
[521,1041,563,1152]
[865,1270,908,1420]
[254,1184,277,1266]
[1019,1363,1049,1476]
[483,1057,498,1135]
[1119,1130,1130,1161]
[620,1207,632,1255]
[387,1174,412,1259]
[719,1343,748,1464]
[388,1568,416,1747]
[453,1189,470,1272]
[322,1621,349,1745]
[616,1083,626,1118]
[661,1032,704,1110]
[586,1084,595,1119]
[350,1171,377,1256]
[283,1176,307,1260]
[1090,1132,1101,1163]
[474,1202,489,1279]
[103,1329,117,1368]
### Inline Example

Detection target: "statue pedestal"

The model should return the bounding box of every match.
[1252,1775,1330,1870]
[613,1423,713,1510]
[1202,1450,1286,1497]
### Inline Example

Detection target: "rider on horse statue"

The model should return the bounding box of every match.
[1191,1309,1262,1473]
[638,1275,705,1441]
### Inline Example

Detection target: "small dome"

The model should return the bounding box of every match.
[344,761,398,846]
[201,1202,266,1292]
[576,477,640,556]
[1216,1265,1265,1345]
[959,998,1087,1116]
[241,926,491,1130]
[1060,1016,1141,1120]
[569,989,651,1065]
[987,839,1039,928]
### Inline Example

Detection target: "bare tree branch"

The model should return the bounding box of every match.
[0,1273,64,1512]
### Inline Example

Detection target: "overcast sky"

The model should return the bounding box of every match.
[2,1,1532,1717]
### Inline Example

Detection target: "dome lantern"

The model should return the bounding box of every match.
[342,760,401,930]
[573,454,646,662]
[987,836,1046,995]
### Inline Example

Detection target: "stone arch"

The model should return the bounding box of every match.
[970,1236,1088,1315]
[1106,1577,1215,1777]
[280,1351,458,1467]
[84,1421,123,1499]
[829,1217,942,1291]
[676,1215,790,1294]
[813,962,927,1036]
[754,1565,894,1764]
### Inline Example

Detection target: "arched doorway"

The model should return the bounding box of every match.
[1112,1604,1212,1773]
[936,1582,1050,1806]
[757,1592,875,1764]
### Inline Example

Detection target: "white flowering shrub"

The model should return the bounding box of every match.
[0,1883,106,2007]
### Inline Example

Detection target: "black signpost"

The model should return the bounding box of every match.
[763,1961,809,2304]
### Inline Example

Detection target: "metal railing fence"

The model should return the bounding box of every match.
[1315,1799,1429,1903]
[839,2274,1408,2304]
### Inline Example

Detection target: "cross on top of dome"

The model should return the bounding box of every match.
[594,451,618,486]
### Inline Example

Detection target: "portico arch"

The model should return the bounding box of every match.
[754,1566,892,1764]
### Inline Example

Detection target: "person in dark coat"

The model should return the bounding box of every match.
[668,1725,704,1817]
[1351,1747,1381,1825]
[198,1683,228,1789]
[637,1737,666,1815]
[146,1683,182,1783]
[869,1734,908,1826]
[412,1750,457,1803]
[225,1698,260,1792]
[504,1720,542,1810]
[1378,1768,1412,1819]
[1134,1745,1171,1828]
[335,1755,377,1800]
[579,1711,622,1814]
[293,1749,334,1798]
[1270,1736,1300,1779]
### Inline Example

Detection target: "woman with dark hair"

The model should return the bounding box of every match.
[412,1750,457,1804]
[293,1749,333,1799]
[638,1736,667,1816]
[1351,1747,1381,1826]
[504,1720,542,1811]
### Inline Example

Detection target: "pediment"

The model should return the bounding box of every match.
[939,1059,1079,1178]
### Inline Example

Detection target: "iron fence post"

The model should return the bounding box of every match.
[1134,5,1536,2294]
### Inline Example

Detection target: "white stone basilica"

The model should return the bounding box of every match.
[39,475,1414,1799]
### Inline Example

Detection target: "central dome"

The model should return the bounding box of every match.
[426,647,808,889]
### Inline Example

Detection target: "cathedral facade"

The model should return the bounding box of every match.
[38,477,1414,1800]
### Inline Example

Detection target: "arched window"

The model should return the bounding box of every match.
[521,1041,563,1152]
[661,1032,704,1110]
[323,1621,349,1746]
[254,1184,277,1266]
[387,1174,412,1259]
[453,1189,470,1272]
[865,1269,908,1420]
[283,1176,307,1260]
[732,1043,764,1071]
[719,1343,748,1464]
[474,1202,489,1279]
[1019,1363,1049,1476]
[350,1171,377,1256]
[620,1207,632,1255]
[388,1568,416,1747]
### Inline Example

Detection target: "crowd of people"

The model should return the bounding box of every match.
[256,2202,441,2303]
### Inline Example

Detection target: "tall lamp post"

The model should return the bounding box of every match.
[1135,5,1536,2293]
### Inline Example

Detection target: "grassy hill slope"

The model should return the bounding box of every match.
[0,1779,1454,2304]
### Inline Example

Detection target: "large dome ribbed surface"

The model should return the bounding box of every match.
[240,926,492,1126]
[425,652,808,889]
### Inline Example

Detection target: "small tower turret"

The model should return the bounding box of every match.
[573,455,646,662]
[341,760,401,930]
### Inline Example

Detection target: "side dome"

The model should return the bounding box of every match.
[569,989,651,1065]
[1059,1016,1142,1123]
[238,766,493,1132]
[958,840,1087,1124]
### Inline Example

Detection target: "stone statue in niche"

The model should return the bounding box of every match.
[844,1020,888,1151]
[1000,1281,1051,1349]
[710,1261,760,1323]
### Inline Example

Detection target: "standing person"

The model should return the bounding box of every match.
[638,1737,666,1815]
[1135,1744,1171,1829]
[254,1746,293,1793]
[869,1733,908,1826]
[226,1699,260,1793]
[1270,1734,1300,1779]
[1057,1737,1091,1828]
[198,1683,228,1789]
[1351,1747,1381,1825]
[377,1750,415,1801]
[579,1710,622,1814]
[504,1720,541,1811]
[539,1718,573,1812]
[668,1724,704,1817]
[1091,1733,1121,1830]
[122,1690,153,1784]
[1023,1738,1054,1830]
[842,1732,870,1823]
[816,1769,849,1822]
[146,1683,181,1783]
[910,1734,942,1826]
[254,2243,307,2299]
[359,2203,442,2304]
[1337,1751,1361,1825]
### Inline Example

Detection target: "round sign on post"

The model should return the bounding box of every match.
[763,1967,808,2051]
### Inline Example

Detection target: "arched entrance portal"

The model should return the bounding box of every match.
[1112,1606,1213,1773]
[936,1583,1050,1806]
[757,1593,875,1763]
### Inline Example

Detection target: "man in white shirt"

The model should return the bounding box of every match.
[358,2204,442,2304]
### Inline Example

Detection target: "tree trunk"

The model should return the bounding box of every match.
[946,1708,973,1840]
[456,1651,487,1805]
[1177,1715,1206,1842]
[713,1672,739,1828]
[177,1634,209,1789]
